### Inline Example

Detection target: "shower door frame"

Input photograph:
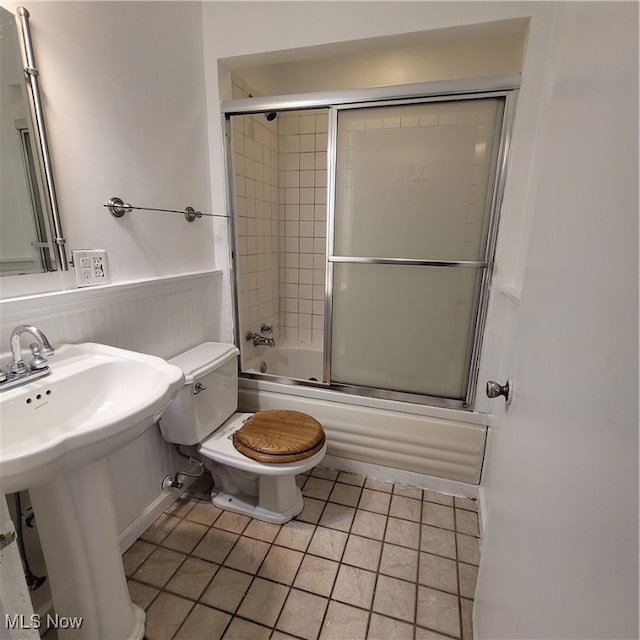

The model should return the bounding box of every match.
[222,74,519,411]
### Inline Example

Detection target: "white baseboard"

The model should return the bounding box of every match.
[118,479,196,553]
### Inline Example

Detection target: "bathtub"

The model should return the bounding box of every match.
[245,344,323,382]
[237,370,488,491]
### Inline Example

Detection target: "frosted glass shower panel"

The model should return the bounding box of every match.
[334,99,503,261]
[331,263,482,400]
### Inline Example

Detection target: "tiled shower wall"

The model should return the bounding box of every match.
[231,80,280,363]
[231,77,328,368]
[278,109,328,346]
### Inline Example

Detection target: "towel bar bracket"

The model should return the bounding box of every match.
[105,196,226,222]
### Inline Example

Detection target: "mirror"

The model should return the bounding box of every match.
[0,6,67,276]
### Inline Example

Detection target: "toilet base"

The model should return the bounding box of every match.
[211,488,303,524]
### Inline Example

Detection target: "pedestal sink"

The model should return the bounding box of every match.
[0,343,184,639]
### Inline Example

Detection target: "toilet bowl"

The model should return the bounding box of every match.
[158,342,326,523]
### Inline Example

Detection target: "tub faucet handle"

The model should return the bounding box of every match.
[260,323,273,334]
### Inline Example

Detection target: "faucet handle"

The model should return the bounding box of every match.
[28,343,49,370]
[260,324,273,334]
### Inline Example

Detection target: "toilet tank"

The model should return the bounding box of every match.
[159,342,239,445]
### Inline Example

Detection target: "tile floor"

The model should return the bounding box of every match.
[123,467,480,640]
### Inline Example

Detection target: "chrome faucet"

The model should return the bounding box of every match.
[245,330,275,347]
[1,325,55,390]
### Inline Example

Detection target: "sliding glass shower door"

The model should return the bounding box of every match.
[327,97,506,405]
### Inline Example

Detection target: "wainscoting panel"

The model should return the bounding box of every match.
[1,270,224,541]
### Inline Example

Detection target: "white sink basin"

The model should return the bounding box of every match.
[0,342,184,494]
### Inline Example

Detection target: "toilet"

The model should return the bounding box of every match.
[158,342,326,524]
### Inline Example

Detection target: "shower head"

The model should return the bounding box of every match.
[265,112,277,122]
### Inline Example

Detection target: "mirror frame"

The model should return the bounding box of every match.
[13,6,68,272]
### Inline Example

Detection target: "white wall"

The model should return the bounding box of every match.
[0,1,225,611]
[475,2,639,636]
[0,0,216,298]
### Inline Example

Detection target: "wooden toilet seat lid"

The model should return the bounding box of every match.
[233,410,325,464]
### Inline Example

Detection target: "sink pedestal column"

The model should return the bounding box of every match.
[29,458,144,640]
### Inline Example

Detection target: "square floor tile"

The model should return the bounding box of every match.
[213,511,251,534]
[456,533,480,565]
[141,513,180,545]
[358,488,391,514]
[200,567,253,613]
[123,540,155,576]
[421,525,457,560]
[331,564,376,609]
[303,476,334,500]
[192,528,239,564]
[164,496,196,520]
[165,556,219,600]
[372,574,416,623]
[237,577,289,627]
[422,502,455,531]
[342,534,382,571]
[379,543,419,581]
[393,484,423,500]
[319,503,355,532]
[293,554,339,597]
[184,501,223,527]
[174,603,230,640]
[223,617,271,639]
[350,510,387,541]
[419,552,458,594]
[364,477,393,493]
[127,579,159,610]
[223,536,270,574]
[423,490,454,506]
[319,601,368,640]
[276,588,328,640]
[458,562,479,599]
[161,518,209,554]
[336,471,365,486]
[243,518,282,543]
[258,546,304,585]
[369,613,415,639]
[416,586,460,638]
[456,510,480,537]
[393,484,422,500]
[311,466,339,481]
[296,497,325,524]
[389,495,422,522]
[307,526,348,561]
[385,517,420,549]
[454,496,478,512]
[144,591,193,640]
[275,520,315,551]
[132,546,186,588]
[329,482,362,507]
[461,597,474,639]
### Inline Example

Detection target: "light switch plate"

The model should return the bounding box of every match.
[72,250,110,287]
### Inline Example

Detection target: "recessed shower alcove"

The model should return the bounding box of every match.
[219,19,527,482]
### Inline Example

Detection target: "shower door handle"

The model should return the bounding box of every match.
[486,379,512,404]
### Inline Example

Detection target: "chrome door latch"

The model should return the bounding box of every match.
[486,379,512,405]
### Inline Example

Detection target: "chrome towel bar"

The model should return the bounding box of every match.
[105,197,229,222]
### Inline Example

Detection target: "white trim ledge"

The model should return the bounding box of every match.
[0,270,222,325]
